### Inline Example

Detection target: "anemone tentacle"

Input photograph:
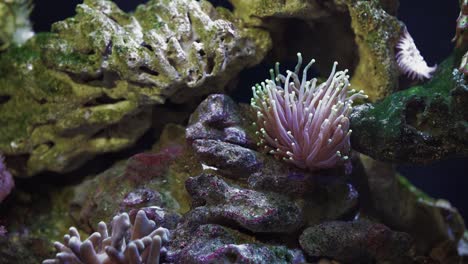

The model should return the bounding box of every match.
[251,53,367,171]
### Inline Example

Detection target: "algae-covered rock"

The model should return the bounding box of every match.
[187,94,359,227]
[229,0,401,101]
[186,93,256,148]
[0,0,271,177]
[44,0,270,103]
[350,56,468,163]
[0,234,52,264]
[167,224,306,263]
[347,0,402,101]
[0,155,14,202]
[354,155,466,256]
[299,220,412,263]
[192,139,262,177]
[0,186,76,264]
[184,173,303,234]
[0,0,33,51]
[229,0,343,24]
[0,124,196,263]
[229,0,399,23]
[69,124,200,232]
[453,0,468,50]
[231,0,358,77]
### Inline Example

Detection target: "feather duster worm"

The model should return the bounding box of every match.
[396,27,437,80]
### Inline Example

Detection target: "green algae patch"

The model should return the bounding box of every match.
[351,55,468,163]
[0,34,152,177]
[0,185,76,263]
[357,155,466,254]
[68,124,201,233]
[347,0,402,102]
[0,0,33,51]
[0,0,270,177]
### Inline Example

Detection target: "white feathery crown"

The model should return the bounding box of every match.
[396,27,437,80]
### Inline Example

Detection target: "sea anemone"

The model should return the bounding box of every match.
[396,27,437,80]
[43,210,170,264]
[251,53,367,172]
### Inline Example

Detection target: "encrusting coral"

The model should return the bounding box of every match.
[251,53,367,171]
[43,210,170,264]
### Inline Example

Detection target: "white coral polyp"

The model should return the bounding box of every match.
[396,27,437,80]
[251,53,367,171]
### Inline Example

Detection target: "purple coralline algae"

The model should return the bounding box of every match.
[187,93,359,217]
[121,188,162,210]
[167,224,305,264]
[191,139,262,178]
[129,206,181,231]
[186,94,255,148]
[125,145,184,182]
[0,155,14,203]
[184,173,303,233]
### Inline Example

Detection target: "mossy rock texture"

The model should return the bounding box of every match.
[347,0,402,101]
[229,0,401,101]
[350,55,468,163]
[0,0,33,51]
[0,0,271,177]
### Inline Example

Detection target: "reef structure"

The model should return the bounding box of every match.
[0,0,270,177]
[350,55,468,163]
[0,0,467,264]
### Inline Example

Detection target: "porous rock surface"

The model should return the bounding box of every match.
[0,0,270,177]
[350,56,468,163]
[0,0,33,51]
[69,124,196,232]
[229,0,402,101]
[299,220,413,263]
[186,94,360,222]
[354,155,466,256]
[184,173,303,233]
[167,224,306,264]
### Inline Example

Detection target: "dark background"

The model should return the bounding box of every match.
[30,1,468,219]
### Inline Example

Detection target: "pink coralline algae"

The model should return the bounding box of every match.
[125,145,184,182]
[0,154,14,203]
[251,53,367,171]
[396,27,437,80]
[0,225,7,237]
